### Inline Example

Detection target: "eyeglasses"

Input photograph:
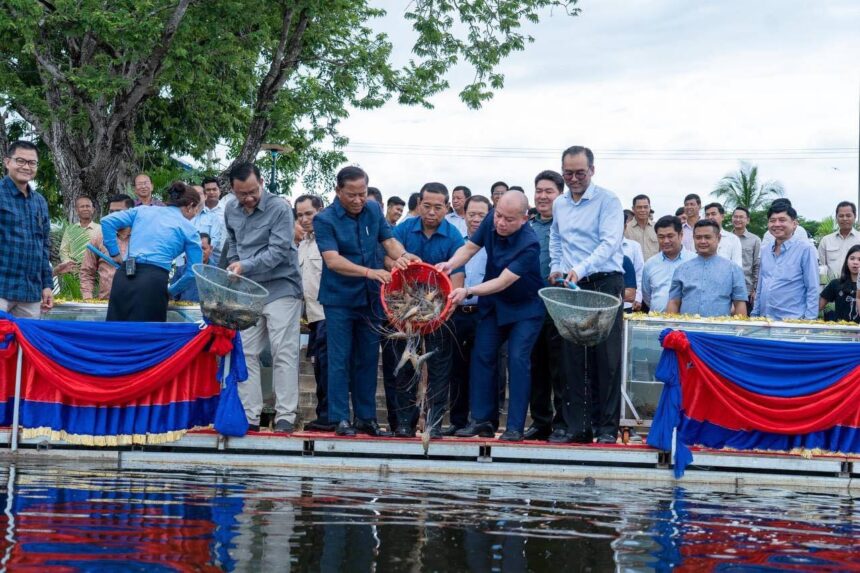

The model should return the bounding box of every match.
[9,157,38,169]
[562,169,590,180]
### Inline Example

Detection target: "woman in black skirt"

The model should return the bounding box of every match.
[102,181,203,322]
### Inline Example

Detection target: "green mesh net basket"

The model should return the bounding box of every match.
[538,287,621,346]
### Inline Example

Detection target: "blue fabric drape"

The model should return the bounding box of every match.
[646,329,692,478]
[214,332,248,437]
[1,311,202,377]
[683,330,860,397]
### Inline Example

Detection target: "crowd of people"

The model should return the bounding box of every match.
[2,139,859,443]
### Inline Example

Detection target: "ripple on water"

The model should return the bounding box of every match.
[0,462,856,571]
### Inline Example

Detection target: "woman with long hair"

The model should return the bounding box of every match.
[101,181,203,322]
[819,244,860,323]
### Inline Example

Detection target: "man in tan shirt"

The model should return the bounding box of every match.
[80,195,133,299]
[624,194,659,261]
[56,196,102,277]
[818,201,860,281]
[295,194,332,431]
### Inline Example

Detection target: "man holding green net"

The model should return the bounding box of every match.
[55,196,102,278]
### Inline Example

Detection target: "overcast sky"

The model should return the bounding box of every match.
[330,0,860,221]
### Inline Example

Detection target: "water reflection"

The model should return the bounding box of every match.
[0,462,856,571]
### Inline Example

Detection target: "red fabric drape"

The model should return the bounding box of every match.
[0,325,233,405]
[672,337,860,434]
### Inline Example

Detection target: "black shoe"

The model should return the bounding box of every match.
[547,430,593,444]
[429,426,443,439]
[499,429,523,442]
[441,425,461,436]
[335,421,356,437]
[523,425,551,440]
[247,424,260,433]
[596,433,617,444]
[354,419,392,437]
[304,419,337,432]
[394,425,414,438]
[274,420,295,434]
[454,421,495,438]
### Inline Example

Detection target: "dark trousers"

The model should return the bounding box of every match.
[325,305,380,424]
[560,273,624,438]
[529,313,566,431]
[393,324,452,431]
[469,310,543,433]
[107,263,169,322]
[307,320,329,423]
[380,323,400,430]
[450,309,479,428]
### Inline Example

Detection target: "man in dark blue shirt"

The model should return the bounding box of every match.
[0,140,53,318]
[437,191,544,441]
[388,182,464,438]
[313,166,418,436]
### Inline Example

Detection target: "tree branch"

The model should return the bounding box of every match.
[109,0,193,130]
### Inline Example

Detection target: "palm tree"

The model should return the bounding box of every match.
[712,162,784,213]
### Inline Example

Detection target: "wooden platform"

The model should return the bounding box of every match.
[1,428,857,491]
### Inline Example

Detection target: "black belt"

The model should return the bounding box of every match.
[580,271,622,283]
[457,305,478,314]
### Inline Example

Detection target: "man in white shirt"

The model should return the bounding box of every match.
[818,201,860,281]
[704,202,743,269]
[444,185,470,235]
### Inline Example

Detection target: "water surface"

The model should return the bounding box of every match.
[0,461,857,571]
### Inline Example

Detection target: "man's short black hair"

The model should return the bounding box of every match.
[407,192,420,211]
[694,219,721,234]
[623,209,634,223]
[294,194,324,210]
[632,194,650,206]
[6,140,38,157]
[229,162,262,184]
[490,181,509,193]
[771,197,792,208]
[675,207,685,217]
[654,215,682,234]
[509,185,525,193]
[534,170,564,193]
[387,196,405,208]
[201,176,219,187]
[419,182,448,202]
[684,193,701,206]
[336,165,369,188]
[561,145,594,166]
[733,206,750,217]
[367,186,383,203]
[108,194,135,210]
[704,202,725,215]
[199,232,211,243]
[452,185,471,198]
[836,201,856,217]
[767,202,797,220]
[465,195,491,212]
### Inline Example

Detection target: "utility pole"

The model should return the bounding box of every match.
[260,143,291,195]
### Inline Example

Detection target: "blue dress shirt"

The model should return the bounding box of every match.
[192,203,224,251]
[101,205,203,295]
[470,214,544,326]
[668,254,748,317]
[393,216,465,271]
[0,176,53,302]
[641,249,695,312]
[529,216,553,285]
[314,199,394,309]
[752,235,819,320]
[549,184,624,280]
[462,242,487,306]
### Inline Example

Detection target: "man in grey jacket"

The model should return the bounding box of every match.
[224,162,303,433]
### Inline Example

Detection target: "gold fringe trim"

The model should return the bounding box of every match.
[21,427,189,446]
[711,445,851,459]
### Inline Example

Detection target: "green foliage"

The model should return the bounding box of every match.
[712,162,784,214]
[1,0,579,211]
[814,216,835,242]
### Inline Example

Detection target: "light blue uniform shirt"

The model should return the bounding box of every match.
[192,203,224,251]
[641,249,695,312]
[101,205,203,296]
[752,235,819,320]
[549,184,624,280]
[463,237,487,306]
[669,254,747,317]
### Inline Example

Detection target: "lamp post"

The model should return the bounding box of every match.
[260,143,291,195]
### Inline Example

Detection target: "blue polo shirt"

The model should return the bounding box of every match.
[314,199,394,308]
[470,212,544,326]
[393,216,465,272]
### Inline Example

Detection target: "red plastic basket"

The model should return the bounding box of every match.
[380,262,453,335]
